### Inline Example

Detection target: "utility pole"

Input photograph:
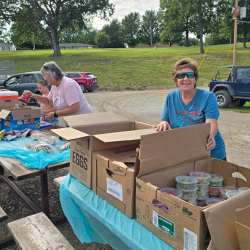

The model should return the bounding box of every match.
[150,20,152,47]
[233,0,239,65]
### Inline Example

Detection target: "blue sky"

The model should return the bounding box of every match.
[92,0,160,30]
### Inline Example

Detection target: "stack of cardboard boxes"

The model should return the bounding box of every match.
[51,111,250,250]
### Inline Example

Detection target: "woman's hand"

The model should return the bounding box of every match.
[23,90,33,97]
[45,112,55,121]
[154,121,172,131]
[207,133,216,150]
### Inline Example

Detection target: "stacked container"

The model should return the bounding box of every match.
[208,174,224,198]
[189,172,211,206]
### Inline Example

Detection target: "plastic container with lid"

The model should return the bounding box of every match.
[152,200,169,212]
[189,171,211,184]
[197,190,209,199]
[0,91,18,99]
[239,187,250,192]
[226,190,243,199]
[176,185,197,198]
[160,187,182,198]
[209,185,221,194]
[220,186,238,199]
[175,175,198,190]
[181,195,198,205]
[209,193,221,198]
[206,198,224,206]
[209,174,224,187]
[197,182,210,191]
[197,196,209,206]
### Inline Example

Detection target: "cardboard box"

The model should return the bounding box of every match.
[235,205,250,250]
[92,144,139,218]
[0,98,20,109]
[51,110,154,189]
[135,123,250,250]
[0,107,40,131]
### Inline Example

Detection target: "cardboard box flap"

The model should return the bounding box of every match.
[110,161,128,176]
[94,128,157,143]
[235,204,250,227]
[12,109,40,120]
[203,190,250,250]
[0,109,11,119]
[51,127,89,140]
[138,123,210,177]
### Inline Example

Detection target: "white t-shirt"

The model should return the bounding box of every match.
[47,76,93,115]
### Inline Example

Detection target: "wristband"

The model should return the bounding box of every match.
[54,111,58,118]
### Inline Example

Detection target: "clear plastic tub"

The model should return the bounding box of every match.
[239,187,250,192]
[175,175,198,190]
[208,193,221,198]
[220,186,239,199]
[153,200,169,212]
[226,190,243,199]
[197,196,209,206]
[181,195,197,205]
[209,185,221,194]
[176,185,197,199]
[197,182,210,191]
[206,198,224,206]
[189,171,211,184]
[209,174,224,187]
[197,190,209,199]
[160,187,182,198]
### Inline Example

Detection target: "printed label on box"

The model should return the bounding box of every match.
[183,228,197,250]
[153,211,175,237]
[106,178,123,201]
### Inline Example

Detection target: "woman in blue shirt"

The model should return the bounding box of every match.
[155,58,226,160]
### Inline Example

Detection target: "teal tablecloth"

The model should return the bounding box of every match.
[60,174,174,250]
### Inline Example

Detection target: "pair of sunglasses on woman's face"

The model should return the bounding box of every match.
[176,72,196,79]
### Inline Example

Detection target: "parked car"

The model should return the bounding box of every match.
[64,72,99,93]
[209,65,250,108]
[0,71,47,106]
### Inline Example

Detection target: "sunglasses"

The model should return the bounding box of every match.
[176,72,196,79]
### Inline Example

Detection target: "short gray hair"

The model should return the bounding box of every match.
[40,61,64,81]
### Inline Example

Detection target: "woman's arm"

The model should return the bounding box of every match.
[42,106,57,114]
[206,118,218,150]
[45,102,80,120]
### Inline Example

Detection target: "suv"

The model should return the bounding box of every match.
[0,71,46,106]
[65,72,99,93]
[209,65,250,108]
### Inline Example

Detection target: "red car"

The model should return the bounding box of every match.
[65,72,99,93]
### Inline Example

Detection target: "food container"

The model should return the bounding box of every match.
[176,185,197,198]
[189,171,211,184]
[0,91,18,99]
[209,193,221,198]
[197,182,210,191]
[206,198,224,206]
[209,174,224,187]
[197,196,209,206]
[153,200,169,212]
[160,187,182,198]
[181,195,198,205]
[175,175,198,190]
[226,190,243,199]
[209,185,221,194]
[220,186,239,199]
[239,187,250,192]
[197,189,209,199]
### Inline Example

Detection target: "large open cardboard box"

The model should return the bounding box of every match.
[51,110,154,189]
[135,123,250,250]
[0,98,21,109]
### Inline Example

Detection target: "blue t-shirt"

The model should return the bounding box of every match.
[161,89,226,160]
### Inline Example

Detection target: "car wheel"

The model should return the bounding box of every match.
[215,90,231,108]
[87,89,93,92]
[231,99,246,107]
[79,84,86,93]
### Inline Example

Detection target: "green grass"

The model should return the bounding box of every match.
[1,44,250,113]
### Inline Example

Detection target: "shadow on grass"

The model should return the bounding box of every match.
[220,102,250,113]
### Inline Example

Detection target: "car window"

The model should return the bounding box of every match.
[37,73,43,80]
[6,76,21,85]
[73,73,83,78]
[85,73,96,79]
[66,73,74,78]
[237,69,249,79]
[21,74,36,84]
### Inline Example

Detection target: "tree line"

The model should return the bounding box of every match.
[0,0,249,56]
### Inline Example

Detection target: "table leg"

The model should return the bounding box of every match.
[40,173,49,216]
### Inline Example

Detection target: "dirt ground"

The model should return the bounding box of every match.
[0,87,249,249]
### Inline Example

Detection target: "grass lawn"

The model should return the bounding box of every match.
[0,43,250,113]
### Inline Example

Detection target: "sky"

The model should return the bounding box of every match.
[92,0,160,30]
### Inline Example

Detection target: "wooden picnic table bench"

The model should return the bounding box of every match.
[7,212,74,250]
[0,206,7,222]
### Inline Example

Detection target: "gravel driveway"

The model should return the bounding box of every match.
[1,87,249,249]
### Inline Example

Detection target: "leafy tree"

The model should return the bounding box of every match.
[120,12,141,48]
[82,29,98,46]
[95,31,110,48]
[0,21,7,43]
[140,10,161,47]
[102,19,124,48]
[0,0,114,56]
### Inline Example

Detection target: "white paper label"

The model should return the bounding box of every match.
[183,228,197,250]
[106,178,123,201]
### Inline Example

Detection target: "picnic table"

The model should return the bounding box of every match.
[0,156,70,248]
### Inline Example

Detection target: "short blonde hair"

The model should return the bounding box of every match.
[172,58,199,87]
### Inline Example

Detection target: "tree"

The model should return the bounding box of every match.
[0,0,114,56]
[0,21,7,43]
[95,31,110,48]
[140,10,161,47]
[102,19,124,48]
[120,12,141,48]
